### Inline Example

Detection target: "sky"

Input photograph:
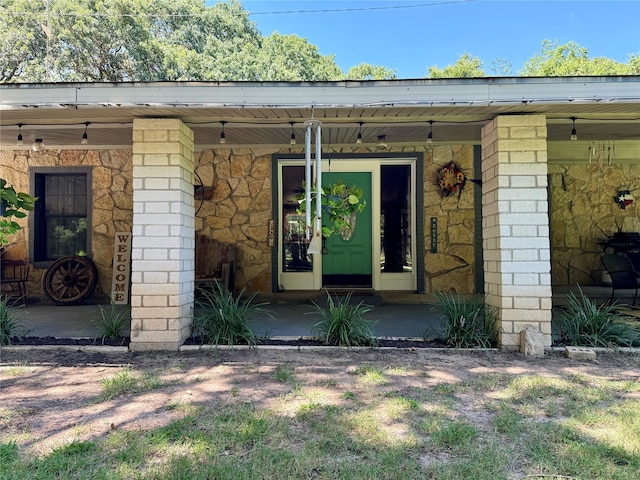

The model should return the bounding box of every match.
[209,0,640,78]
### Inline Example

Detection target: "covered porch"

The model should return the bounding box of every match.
[1,77,639,351]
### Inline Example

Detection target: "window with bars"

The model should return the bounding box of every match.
[31,169,91,263]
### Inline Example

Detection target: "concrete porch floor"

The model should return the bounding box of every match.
[6,285,638,341]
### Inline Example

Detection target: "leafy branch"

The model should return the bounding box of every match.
[296,180,366,238]
[0,179,38,246]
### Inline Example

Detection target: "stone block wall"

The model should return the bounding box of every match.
[481,115,552,348]
[423,145,476,294]
[130,119,195,350]
[549,163,640,286]
[0,149,132,297]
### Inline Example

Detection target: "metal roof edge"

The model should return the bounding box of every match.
[1,76,639,110]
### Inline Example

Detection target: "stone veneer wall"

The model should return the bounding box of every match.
[0,149,133,297]
[1,143,477,298]
[549,163,640,286]
[194,144,478,295]
[423,145,476,294]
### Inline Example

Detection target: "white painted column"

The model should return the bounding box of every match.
[129,119,195,351]
[481,115,552,348]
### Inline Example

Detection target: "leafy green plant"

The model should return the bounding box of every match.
[191,281,271,347]
[310,291,377,346]
[0,295,32,345]
[0,179,37,245]
[430,290,497,348]
[297,180,366,238]
[95,301,130,342]
[555,286,640,347]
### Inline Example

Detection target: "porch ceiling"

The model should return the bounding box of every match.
[1,77,639,149]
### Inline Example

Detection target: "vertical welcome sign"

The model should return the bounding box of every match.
[111,232,132,304]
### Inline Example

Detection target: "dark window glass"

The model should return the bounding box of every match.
[281,165,312,272]
[34,173,88,261]
[381,165,412,273]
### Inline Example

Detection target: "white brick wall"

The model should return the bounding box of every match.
[130,119,195,351]
[481,115,553,348]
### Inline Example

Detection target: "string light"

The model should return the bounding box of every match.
[570,117,577,141]
[356,121,363,144]
[17,123,23,146]
[289,121,296,145]
[219,121,226,144]
[32,139,45,152]
[427,120,433,144]
[81,122,90,145]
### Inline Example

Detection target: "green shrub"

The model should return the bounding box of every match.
[430,290,497,348]
[192,281,270,347]
[0,295,32,345]
[95,301,130,342]
[311,292,377,346]
[555,286,640,347]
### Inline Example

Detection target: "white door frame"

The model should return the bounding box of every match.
[277,157,416,291]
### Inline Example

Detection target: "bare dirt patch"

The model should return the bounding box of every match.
[1,347,639,456]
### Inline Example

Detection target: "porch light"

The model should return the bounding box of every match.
[376,135,387,150]
[81,122,90,145]
[570,117,577,141]
[219,121,226,144]
[427,120,433,144]
[17,123,23,146]
[32,138,45,152]
[290,121,296,145]
[356,121,363,144]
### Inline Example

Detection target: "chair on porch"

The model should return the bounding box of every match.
[195,235,236,293]
[1,259,29,306]
[601,254,640,306]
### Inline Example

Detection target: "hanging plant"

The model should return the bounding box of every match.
[297,180,366,238]
[437,161,466,196]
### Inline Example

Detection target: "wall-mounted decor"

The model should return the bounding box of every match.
[615,190,634,209]
[437,162,466,196]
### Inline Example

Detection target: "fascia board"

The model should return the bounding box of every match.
[1,78,639,110]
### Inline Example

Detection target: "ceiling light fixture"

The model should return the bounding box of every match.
[17,123,24,146]
[376,135,387,150]
[32,138,45,152]
[289,121,296,145]
[81,122,90,145]
[570,117,577,141]
[427,120,433,144]
[356,121,363,144]
[219,121,227,144]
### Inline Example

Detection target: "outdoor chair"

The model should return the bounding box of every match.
[1,259,29,306]
[601,254,640,306]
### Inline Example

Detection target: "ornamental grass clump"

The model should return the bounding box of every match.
[311,291,377,347]
[95,301,130,343]
[430,290,497,348]
[0,295,32,345]
[555,286,640,347]
[192,281,271,347]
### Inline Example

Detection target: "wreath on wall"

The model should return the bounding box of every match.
[437,162,466,196]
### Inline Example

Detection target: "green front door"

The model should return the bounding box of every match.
[322,172,372,287]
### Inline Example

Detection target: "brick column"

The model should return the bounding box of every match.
[129,119,195,351]
[481,115,552,348]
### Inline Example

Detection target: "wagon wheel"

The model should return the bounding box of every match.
[43,256,98,306]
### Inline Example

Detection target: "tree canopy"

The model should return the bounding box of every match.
[1,0,638,82]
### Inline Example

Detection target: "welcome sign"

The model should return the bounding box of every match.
[111,232,132,304]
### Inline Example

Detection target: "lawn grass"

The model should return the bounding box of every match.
[1,356,639,479]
